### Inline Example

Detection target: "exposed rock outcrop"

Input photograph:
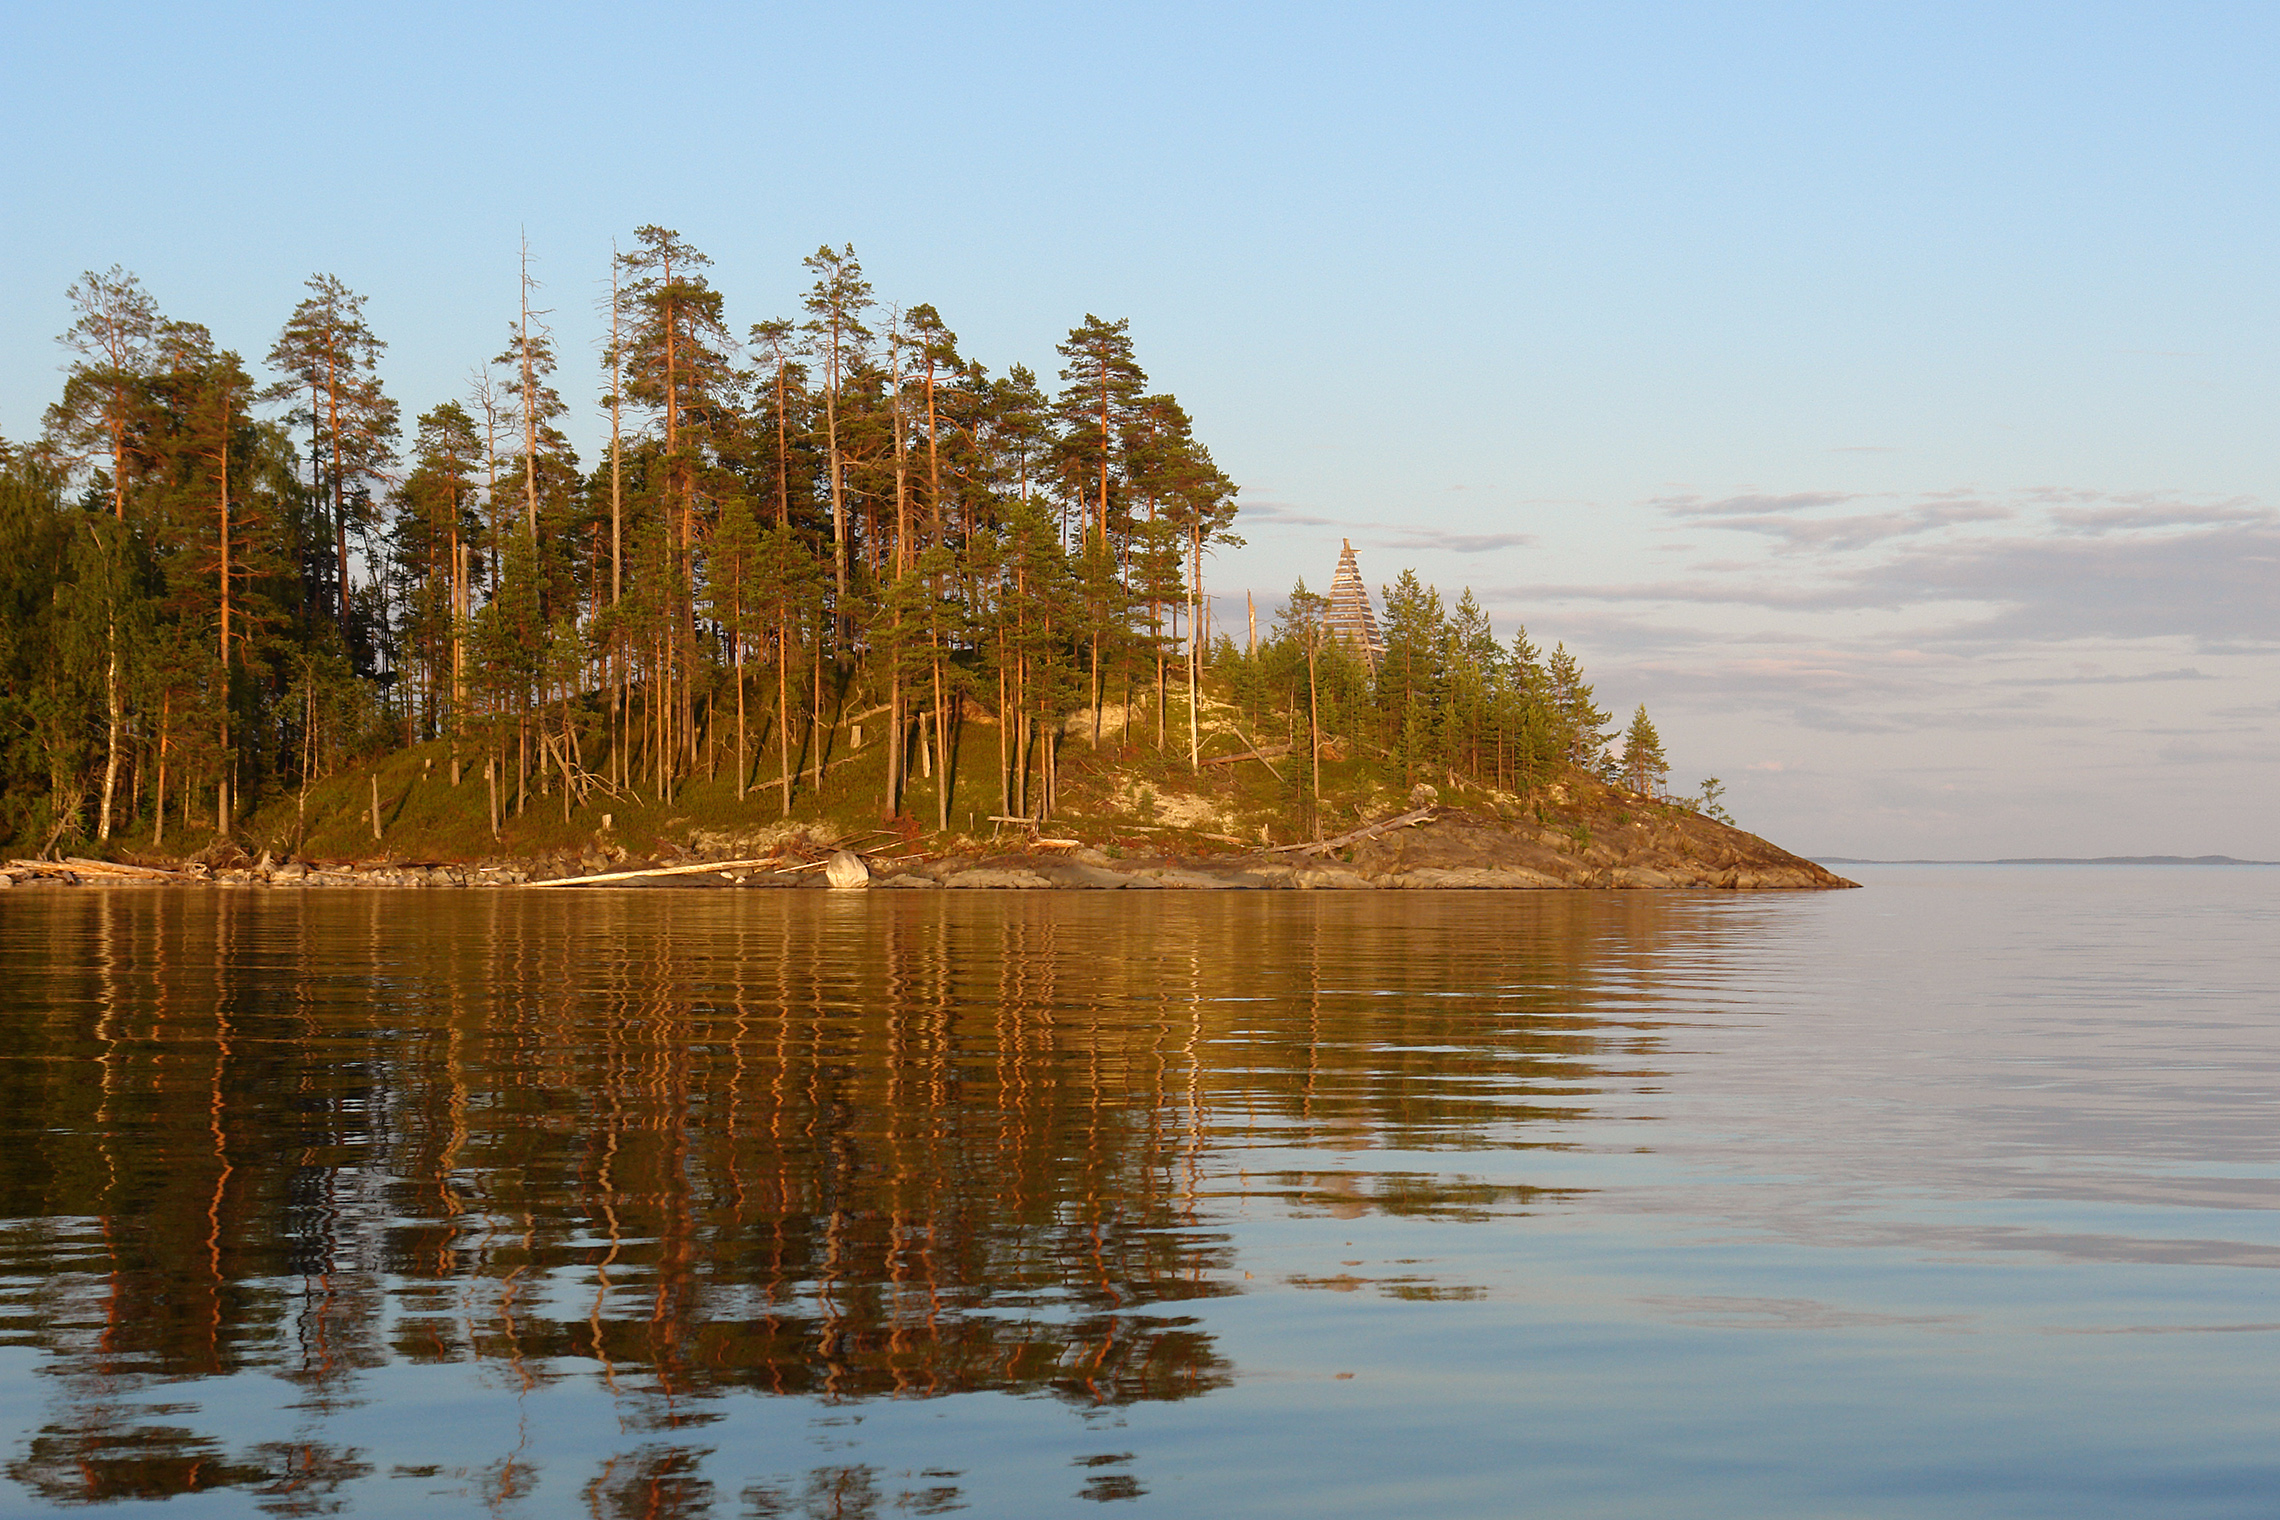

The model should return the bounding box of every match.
[9,785,1854,892]
[1327,804,1852,890]
[860,801,1853,892]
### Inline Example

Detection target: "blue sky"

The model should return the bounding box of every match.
[5,2,2274,856]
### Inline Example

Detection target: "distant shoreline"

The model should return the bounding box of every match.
[1813,855,2277,867]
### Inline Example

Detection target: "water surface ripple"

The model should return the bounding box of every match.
[0,867,2272,1516]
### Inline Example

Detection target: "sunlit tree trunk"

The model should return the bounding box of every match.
[215,378,234,836]
[152,691,170,851]
[778,617,792,817]
[518,234,541,541]
[1189,526,1204,770]
[609,247,625,789]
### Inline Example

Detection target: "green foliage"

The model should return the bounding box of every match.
[1687,776,1736,825]
[1216,566,1634,812]
[4,246,1680,851]
[1621,705,1669,797]
[0,463,77,844]
[267,272,400,665]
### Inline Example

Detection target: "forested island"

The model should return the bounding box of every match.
[0,236,1846,890]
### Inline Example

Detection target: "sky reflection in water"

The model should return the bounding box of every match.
[0,871,2273,1516]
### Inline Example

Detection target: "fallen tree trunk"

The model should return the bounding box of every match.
[1260,806,1436,857]
[11,857,188,881]
[64,857,189,878]
[1201,743,1292,768]
[527,856,783,887]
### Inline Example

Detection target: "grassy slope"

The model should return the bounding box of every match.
[90,684,1704,870]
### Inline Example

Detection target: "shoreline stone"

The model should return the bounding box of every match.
[9,802,1858,894]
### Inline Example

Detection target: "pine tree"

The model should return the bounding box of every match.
[999,495,1078,818]
[617,227,733,558]
[616,226,735,788]
[1542,643,1610,771]
[142,320,292,838]
[751,522,820,815]
[1051,316,1147,744]
[1053,316,1146,553]
[45,266,160,523]
[748,318,805,529]
[1272,578,1331,836]
[1503,625,1549,790]
[388,403,484,744]
[1148,397,1239,767]
[1378,570,1446,785]
[907,303,958,541]
[906,305,965,813]
[45,268,161,837]
[990,365,1053,515]
[503,235,567,543]
[705,493,763,799]
[0,461,71,845]
[470,528,546,822]
[267,274,399,653]
[2,249,1311,850]
[800,245,873,621]
[1622,705,1669,797]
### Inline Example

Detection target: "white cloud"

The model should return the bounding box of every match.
[1689,500,2013,554]
[1990,667,2213,687]
[1652,490,1859,517]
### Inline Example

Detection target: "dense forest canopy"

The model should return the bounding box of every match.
[0,236,1698,854]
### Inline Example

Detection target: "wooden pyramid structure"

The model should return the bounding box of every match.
[1325,539,1385,671]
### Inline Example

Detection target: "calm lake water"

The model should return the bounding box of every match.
[1,868,2274,1517]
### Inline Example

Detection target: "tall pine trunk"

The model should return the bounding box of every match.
[886,649,901,816]
[996,640,1010,819]
[97,620,121,841]
[931,648,949,833]
[777,616,792,817]
[215,389,234,839]
[1189,527,1204,771]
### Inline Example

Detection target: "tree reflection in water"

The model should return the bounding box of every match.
[0,889,1698,1513]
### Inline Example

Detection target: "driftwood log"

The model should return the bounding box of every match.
[1258,806,1436,857]
[526,856,784,887]
[9,857,189,880]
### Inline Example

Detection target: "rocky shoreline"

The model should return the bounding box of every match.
[855,805,1854,891]
[3,803,1857,893]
